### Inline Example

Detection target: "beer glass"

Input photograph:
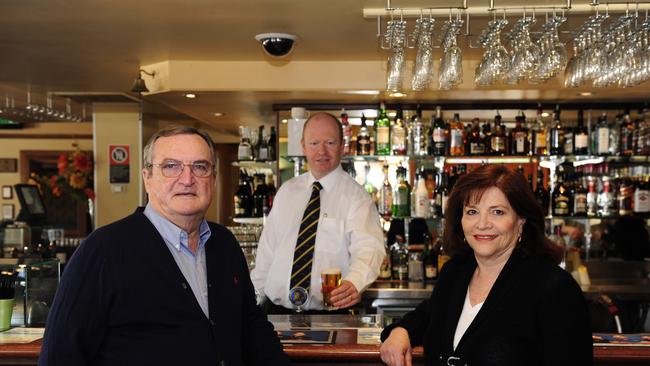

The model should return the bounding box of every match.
[320,268,341,310]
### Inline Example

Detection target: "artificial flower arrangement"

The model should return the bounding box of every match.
[30,145,94,202]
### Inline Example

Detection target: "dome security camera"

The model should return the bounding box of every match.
[255,33,298,58]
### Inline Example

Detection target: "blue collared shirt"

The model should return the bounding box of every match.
[144,204,211,318]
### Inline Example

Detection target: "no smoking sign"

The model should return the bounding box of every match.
[109,145,130,183]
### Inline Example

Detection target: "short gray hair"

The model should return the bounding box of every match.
[143,126,216,173]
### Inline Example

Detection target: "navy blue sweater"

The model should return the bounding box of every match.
[40,208,289,366]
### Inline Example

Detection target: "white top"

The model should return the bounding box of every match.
[453,289,484,350]
[250,166,385,310]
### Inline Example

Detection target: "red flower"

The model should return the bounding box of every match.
[57,154,68,174]
[84,188,95,201]
[72,151,91,173]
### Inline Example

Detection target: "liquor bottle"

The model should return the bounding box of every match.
[394,166,410,217]
[535,166,550,217]
[467,118,485,156]
[436,229,451,273]
[433,171,449,217]
[268,126,277,161]
[597,176,615,217]
[363,163,379,206]
[356,114,371,155]
[423,234,438,280]
[256,126,270,162]
[379,240,392,280]
[390,235,409,281]
[527,173,534,191]
[574,109,589,155]
[586,176,599,217]
[510,110,529,155]
[449,113,465,156]
[563,124,574,156]
[549,105,565,156]
[252,174,269,217]
[552,166,570,216]
[571,177,588,216]
[414,170,431,218]
[482,119,493,155]
[633,176,650,216]
[391,107,407,155]
[595,113,610,155]
[431,106,448,156]
[617,178,634,216]
[608,114,621,156]
[340,109,352,155]
[378,164,393,219]
[266,174,276,211]
[375,102,391,156]
[619,110,635,156]
[490,113,507,156]
[412,105,427,157]
[636,107,650,155]
[234,171,253,217]
[237,126,254,161]
[531,103,548,155]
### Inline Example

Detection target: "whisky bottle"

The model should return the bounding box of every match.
[571,177,588,216]
[431,106,448,156]
[552,167,570,216]
[620,110,635,156]
[340,109,353,155]
[375,102,391,156]
[549,106,565,156]
[531,104,548,155]
[510,110,529,155]
[490,113,507,156]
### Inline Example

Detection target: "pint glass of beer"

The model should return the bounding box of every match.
[320,268,342,310]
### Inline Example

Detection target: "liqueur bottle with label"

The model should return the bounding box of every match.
[237,126,254,161]
[356,114,371,155]
[490,113,507,156]
[510,110,529,155]
[549,105,565,156]
[552,166,570,216]
[378,163,393,219]
[620,110,635,156]
[423,234,438,280]
[340,109,352,155]
[531,104,548,155]
[598,176,615,217]
[468,118,485,156]
[391,107,407,155]
[375,102,391,156]
[449,113,465,156]
[633,176,650,216]
[571,177,588,216]
[431,106,448,156]
[574,109,589,155]
[618,178,634,216]
[586,176,599,217]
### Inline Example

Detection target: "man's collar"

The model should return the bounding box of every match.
[308,165,343,192]
[143,203,211,251]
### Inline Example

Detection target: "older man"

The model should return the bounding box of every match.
[40,126,289,366]
[251,112,384,313]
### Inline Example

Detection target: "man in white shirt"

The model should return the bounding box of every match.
[251,112,384,312]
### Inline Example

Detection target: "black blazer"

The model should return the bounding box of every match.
[382,249,593,366]
[40,208,289,366]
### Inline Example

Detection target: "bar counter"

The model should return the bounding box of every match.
[0,315,647,365]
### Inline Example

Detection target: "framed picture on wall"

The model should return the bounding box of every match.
[1,186,12,199]
[2,204,13,220]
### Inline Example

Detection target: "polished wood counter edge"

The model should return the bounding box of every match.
[1,336,649,363]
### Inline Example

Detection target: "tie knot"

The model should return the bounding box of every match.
[312,181,323,191]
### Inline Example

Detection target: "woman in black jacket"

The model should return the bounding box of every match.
[380,165,593,366]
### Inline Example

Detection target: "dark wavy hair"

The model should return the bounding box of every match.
[443,164,562,264]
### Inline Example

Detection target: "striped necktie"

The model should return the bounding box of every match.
[290,181,323,291]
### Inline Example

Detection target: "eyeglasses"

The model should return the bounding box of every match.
[147,160,213,178]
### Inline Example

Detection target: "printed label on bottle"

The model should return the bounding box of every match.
[515,133,526,153]
[377,127,390,145]
[633,189,650,213]
[492,137,505,152]
[470,142,485,155]
[534,132,546,151]
[425,265,437,279]
[450,130,463,148]
[573,193,587,214]
[433,128,446,142]
[575,134,589,150]
[237,145,252,160]
[554,196,570,215]
[597,128,610,154]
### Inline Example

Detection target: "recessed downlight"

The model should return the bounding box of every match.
[213,112,224,117]
[184,93,197,99]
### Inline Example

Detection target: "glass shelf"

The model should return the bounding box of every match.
[232,217,265,225]
[232,160,276,169]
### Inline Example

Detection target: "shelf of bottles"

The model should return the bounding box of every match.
[314,102,650,282]
[233,124,278,224]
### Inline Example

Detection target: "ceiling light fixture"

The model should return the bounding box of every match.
[184,93,197,99]
[577,92,594,96]
[130,69,156,94]
[388,92,407,98]
[213,112,224,117]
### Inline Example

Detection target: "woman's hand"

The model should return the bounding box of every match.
[380,327,412,366]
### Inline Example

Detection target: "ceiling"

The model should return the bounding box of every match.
[2,0,649,141]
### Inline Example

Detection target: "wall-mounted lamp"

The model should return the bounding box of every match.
[130,69,156,93]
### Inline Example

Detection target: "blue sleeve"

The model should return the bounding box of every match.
[39,234,112,366]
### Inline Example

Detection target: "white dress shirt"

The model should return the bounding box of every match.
[251,166,385,310]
